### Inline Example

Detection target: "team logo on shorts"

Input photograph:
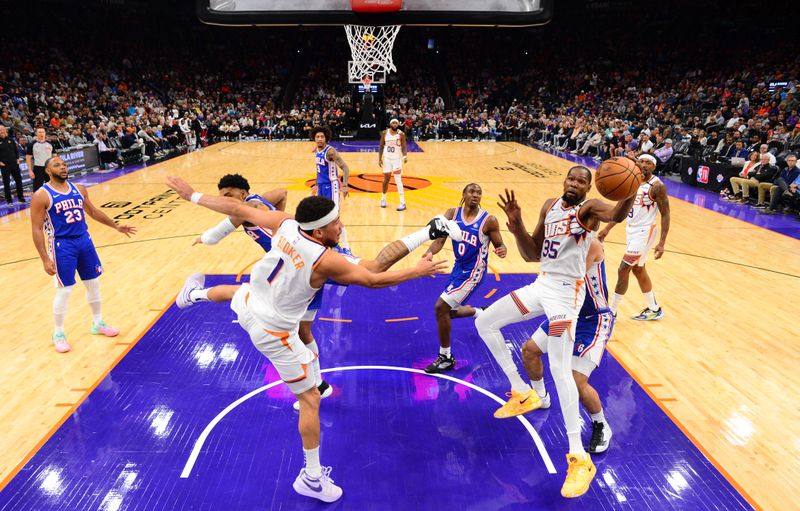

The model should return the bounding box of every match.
[96,265,103,274]
[446,284,454,292]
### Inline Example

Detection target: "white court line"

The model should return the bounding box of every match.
[180,365,556,478]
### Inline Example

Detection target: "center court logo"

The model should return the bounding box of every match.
[305,173,432,193]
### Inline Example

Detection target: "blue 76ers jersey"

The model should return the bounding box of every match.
[242,193,277,252]
[44,182,89,238]
[315,145,339,187]
[452,208,490,275]
[580,259,610,317]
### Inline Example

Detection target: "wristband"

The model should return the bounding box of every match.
[190,192,203,204]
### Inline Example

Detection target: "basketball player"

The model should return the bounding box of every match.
[521,238,615,454]
[30,157,137,352]
[475,166,635,498]
[378,118,408,211]
[422,183,507,373]
[598,154,670,320]
[311,126,351,247]
[166,175,447,503]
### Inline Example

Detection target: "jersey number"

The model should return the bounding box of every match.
[246,230,261,241]
[64,209,83,224]
[457,243,466,256]
[387,146,396,153]
[542,240,561,259]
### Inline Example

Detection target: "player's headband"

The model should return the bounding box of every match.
[390,118,399,124]
[638,154,657,165]
[298,206,339,231]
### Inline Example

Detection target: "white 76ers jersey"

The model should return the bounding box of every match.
[382,130,403,161]
[627,176,661,231]
[540,198,593,281]
[248,219,328,330]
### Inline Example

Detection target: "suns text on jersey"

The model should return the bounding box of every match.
[544,219,571,238]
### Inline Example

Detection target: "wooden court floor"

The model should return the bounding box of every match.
[0,141,797,509]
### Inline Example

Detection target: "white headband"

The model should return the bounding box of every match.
[390,118,399,124]
[638,154,657,165]
[298,206,339,231]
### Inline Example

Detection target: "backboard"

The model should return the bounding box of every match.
[198,1,553,27]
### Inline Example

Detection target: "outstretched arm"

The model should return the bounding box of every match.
[581,194,636,229]
[77,184,137,236]
[317,252,447,288]
[167,176,290,232]
[498,189,548,262]
[597,221,618,242]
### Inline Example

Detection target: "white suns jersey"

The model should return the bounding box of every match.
[382,130,403,161]
[540,198,593,281]
[248,219,328,330]
[627,176,661,231]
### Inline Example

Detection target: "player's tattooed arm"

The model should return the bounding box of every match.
[653,182,670,259]
[366,240,411,273]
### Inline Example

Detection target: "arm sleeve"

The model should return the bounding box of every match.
[200,217,237,245]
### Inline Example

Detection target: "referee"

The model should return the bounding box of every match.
[26,127,55,191]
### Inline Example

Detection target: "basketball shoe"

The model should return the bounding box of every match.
[427,215,462,241]
[587,421,612,454]
[293,466,343,503]
[632,307,663,321]
[493,388,542,418]
[424,353,456,373]
[561,452,596,498]
[91,320,120,337]
[177,273,205,309]
[293,381,334,411]
[53,332,70,353]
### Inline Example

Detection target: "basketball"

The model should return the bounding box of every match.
[595,157,643,201]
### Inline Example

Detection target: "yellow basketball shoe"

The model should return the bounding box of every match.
[493,388,541,418]
[561,452,596,498]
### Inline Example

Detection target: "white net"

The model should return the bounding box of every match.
[345,25,401,85]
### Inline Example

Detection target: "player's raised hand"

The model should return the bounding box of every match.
[498,189,522,226]
[116,225,137,237]
[166,175,194,200]
[415,252,449,278]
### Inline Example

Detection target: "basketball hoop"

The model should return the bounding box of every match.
[346,0,402,85]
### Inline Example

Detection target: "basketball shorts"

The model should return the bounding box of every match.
[382,158,403,175]
[624,225,658,266]
[440,267,486,309]
[51,233,103,287]
[232,284,319,394]
[509,275,586,340]
[317,180,341,207]
[532,311,615,376]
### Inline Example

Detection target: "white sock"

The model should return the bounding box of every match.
[83,278,103,324]
[381,192,387,201]
[439,346,451,357]
[610,293,624,314]
[338,226,349,249]
[472,307,482,318]
[53,285,74,335]
[393,174,405,203]
[548,333,585,455]
[303,446,322,478]
[189,289,210,303]
[643,291,659,311]
[530,378,547,398]
[400,227,431,252]
[590,410,606,424]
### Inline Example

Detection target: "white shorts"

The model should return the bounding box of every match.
[231,284,319,394]
[510,275,586,340]
[382,159,403,174]
[624,225,658,266]
[531,312,614,376]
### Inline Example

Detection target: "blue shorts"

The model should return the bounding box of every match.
[439,268,485,308]
[308,288,324,311]
[317,181,341,207]
[539,312,615,359]
[51,233,103,287]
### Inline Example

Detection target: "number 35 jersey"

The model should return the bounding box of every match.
[540,198,592,281]
[43,181,89,238]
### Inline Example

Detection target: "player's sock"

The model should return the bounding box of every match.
[472,307,483,318]
[53,285,74,335]
[393,174,405,204]
[610,293,624,314]
[189,289,210,303]
[338,226,350,249]
[590,410,606,425]
[400,226,431,252]
[381,192,387,202]
[439,346,451,357]
[530,378,547,398]
[548,333,585,455]
[83,277,103,324]
[303,447,322,478]
[643,291,659,311]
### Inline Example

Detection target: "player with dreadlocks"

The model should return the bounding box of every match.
[421,183,507,373]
